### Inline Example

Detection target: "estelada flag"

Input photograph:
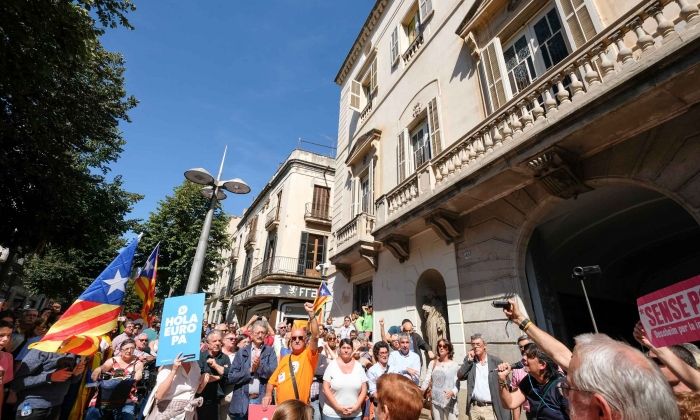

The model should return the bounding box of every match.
[312,280,332,316]
[135,244,159,326]
[30,237,140,355]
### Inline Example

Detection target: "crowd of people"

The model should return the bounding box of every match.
[0,297,699,420]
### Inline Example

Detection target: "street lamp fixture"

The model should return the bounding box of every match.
[183,146,250,295]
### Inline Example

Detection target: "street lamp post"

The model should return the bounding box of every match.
[184,146,250,295]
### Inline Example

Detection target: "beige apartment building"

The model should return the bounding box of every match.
[205,216,240,323]
[328,0,700,362]
[209,149,335,326]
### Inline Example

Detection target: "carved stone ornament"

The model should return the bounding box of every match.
[412,102,422,118]
[335,263,351,281]
[383,234,410,263]
[526,147,592,199]
[425,209,461,244]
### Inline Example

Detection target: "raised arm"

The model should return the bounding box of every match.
[305,302,320,353]
[496,363,526,409]
[503,298,573,371]
[634,321,700,391]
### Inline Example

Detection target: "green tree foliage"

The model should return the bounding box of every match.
[139,182,230,299]
[22,236,128,301]
[0,0,139,255]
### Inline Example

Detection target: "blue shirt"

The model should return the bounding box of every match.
[387,350,421,384]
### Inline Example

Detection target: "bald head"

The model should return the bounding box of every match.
[289,328,307,354]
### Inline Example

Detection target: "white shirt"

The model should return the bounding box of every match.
[471,356,492,402]
[387,350,421,384]
[155,362,202,401]
[338,325,355,340]
[322,360,368,418]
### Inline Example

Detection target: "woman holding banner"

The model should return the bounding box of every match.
[143,352,204,420]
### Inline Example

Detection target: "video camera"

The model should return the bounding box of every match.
[572,265,601,280]
[491,293,515,309]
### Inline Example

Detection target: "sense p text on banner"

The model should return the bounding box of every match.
[637,274,700,348]
[30,237,140,355]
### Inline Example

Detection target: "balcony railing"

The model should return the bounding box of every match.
[247,256,321,284]
[360,97,373,123]
[334,212,376,256]
[402,32,424,63]
[230,275,242,294]
[265,207,279,230]
[245,229,256,247]
[305,202,331,223]
[382,0,699,222]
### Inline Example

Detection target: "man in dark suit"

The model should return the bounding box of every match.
[457,333,511,420]
[227,321,277,420]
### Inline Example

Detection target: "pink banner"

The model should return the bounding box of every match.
[248,404,277,420]
[637,275,700,347]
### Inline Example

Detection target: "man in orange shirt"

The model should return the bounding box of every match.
[263,302,319,405]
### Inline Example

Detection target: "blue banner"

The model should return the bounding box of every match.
[156,293,205,366]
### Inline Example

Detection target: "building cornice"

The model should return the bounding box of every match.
[334,0,389,86]
[237,152,335,228]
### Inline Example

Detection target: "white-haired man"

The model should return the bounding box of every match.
[503,299,679,420]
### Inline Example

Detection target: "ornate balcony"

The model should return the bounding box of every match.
[265,207,279,231]
[376,0,700,241]
[402,33,424,64]
[330,212,380,278]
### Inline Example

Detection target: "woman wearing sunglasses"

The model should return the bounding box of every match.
[420,338,460,420]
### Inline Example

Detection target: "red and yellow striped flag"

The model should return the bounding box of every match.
[135,245,159,326]
[30,238,140,355]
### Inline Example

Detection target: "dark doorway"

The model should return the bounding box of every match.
[526,184,700,347]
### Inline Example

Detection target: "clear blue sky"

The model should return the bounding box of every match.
[101,1,373,222]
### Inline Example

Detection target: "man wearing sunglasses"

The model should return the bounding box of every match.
[263,302,319,406]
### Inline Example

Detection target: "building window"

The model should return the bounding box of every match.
[503,8,570,96]
[411,120,430,169]
[353,281,373,313]
[297,232,327,277]
[396,97,442,181]
[403,6,421,47]
[226,261,237,292]
[242,251,253,287]
[350,56,377,112]
[360,172,372,214]
[478,3,597,114]
[310,185,330,220]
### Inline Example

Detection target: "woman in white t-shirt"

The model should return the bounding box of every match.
[144,353,204,420]
[322,338,368,420]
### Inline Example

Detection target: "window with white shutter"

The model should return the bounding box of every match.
[350,80,361,111]
[390,27,399,64]
[479,39,508,114]
[427,98,442,156]
[419,0,433,22]
[397,131,406,182]
[555,0,597,48]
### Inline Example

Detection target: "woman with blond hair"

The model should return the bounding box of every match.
[272,399,314,420]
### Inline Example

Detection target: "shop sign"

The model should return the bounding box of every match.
[232,283,318,302]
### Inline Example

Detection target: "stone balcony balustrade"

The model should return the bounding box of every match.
[376,0,700,229]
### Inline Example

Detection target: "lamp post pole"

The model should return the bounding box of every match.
[184,146,250,295]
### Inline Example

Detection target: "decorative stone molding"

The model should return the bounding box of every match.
[525,147,591,199]
[425,209,461,244]
[335,263,352,281]
[359,244,379,270]
[383,234,410,263]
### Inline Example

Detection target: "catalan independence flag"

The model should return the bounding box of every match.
[30,237,140,355]
[135,244,159,326]
[312,280,332,316]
